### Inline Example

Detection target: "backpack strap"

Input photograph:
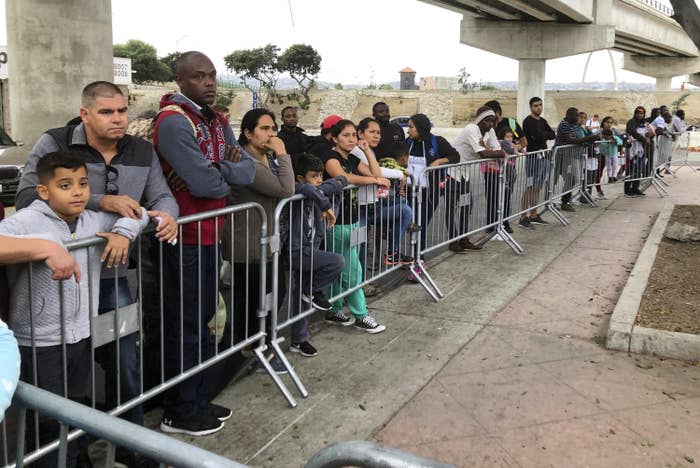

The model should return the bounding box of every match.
[508,118,520,138]
[148,104,197,142]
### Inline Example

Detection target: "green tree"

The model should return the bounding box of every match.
[224,44,280,105]
[457,67,478,95]
[278,44,322,108]
[159,51,182,82]
[113,40,171,84]
[672,92,691,112]
[334,83,343,90]
[379,83,393,90]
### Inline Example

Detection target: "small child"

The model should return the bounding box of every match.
[583,141,600,203]
[600,128,622,185]
[0,151,148,465]
[287,154,347,356]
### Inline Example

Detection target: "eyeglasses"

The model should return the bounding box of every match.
[106,166,119,195]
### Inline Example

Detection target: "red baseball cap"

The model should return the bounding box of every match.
[321,115,343,130]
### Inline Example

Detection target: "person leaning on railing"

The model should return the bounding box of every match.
[406,113,462,274]
[224,108,295,373]
[0,233,83,423]
[322,119,389,334]
[0,151,149,467]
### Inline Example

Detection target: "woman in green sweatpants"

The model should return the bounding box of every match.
[322,119,390,334]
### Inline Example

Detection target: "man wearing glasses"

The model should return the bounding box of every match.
[16,81,178,468]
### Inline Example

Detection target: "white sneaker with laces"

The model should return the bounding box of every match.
[354,315,386,334]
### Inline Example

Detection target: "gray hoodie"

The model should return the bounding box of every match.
[0,200,148,347]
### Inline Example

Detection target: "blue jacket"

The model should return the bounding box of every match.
[286,176,347,254]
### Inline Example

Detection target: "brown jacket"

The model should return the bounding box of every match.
[222,153,295,263]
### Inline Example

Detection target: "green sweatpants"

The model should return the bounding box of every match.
[327,223,367,318]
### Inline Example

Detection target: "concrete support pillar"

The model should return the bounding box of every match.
[689,73,700,88]
[655,77,672,91]
[6,0,113,146]
[517,59,546,122]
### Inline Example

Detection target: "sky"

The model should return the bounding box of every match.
[0,0,691,87]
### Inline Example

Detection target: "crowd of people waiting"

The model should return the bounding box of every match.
[0,50,691,467]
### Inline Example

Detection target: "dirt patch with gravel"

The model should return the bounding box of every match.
[637,205,700,334]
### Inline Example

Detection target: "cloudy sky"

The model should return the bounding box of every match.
[1,0,691,87]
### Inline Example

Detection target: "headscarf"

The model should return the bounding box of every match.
[475,108,496,125]
[409,113,432,141]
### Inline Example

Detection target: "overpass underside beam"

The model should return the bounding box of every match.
[459,17,615,60]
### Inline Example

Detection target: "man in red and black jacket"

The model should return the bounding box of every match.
[153,51,254,437]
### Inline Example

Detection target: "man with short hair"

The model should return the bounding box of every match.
[520,96,556,229]
[372,102,405,157]
[553,107,600,211]
[16,80,178,467]
[153,51,255,437]
[277,106,308,158]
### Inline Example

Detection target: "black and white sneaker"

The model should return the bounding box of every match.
[303,292,333,311]
[290,341,318,357]
[160,413,224,436]
[529,215,549,225]
[205,402,232,421]
[354,315,386,334]
[325,311,356,326]
[518,218,535,230]
[255,354,289,375]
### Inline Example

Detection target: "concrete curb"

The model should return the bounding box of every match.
[606,203,700,360]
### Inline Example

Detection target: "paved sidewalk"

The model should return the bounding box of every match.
[374,171,700,467]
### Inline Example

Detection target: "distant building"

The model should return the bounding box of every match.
[420,76,461,91]
[399,67,418,90]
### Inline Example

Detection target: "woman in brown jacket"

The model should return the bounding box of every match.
[225,108,295,372]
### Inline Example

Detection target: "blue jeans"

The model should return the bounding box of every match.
[162,244,218,418]
[95,277,143,426]
[358,195,413,269]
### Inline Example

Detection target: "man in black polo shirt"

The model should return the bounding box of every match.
[520,96,556,228]
[372,102,405,157]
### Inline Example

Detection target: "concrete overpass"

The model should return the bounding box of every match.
[420,0,700,120]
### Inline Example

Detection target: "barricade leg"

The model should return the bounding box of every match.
[544,150,570,226]
[410,186,443,301]
[495,161,523,255]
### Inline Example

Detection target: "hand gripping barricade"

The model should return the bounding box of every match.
[0,202,299,467]
[268,177,419,398]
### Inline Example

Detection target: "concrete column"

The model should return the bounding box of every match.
[517,59,546,122]
[6,0,113,146]
[689,73,700,88]
[655,77,672,91]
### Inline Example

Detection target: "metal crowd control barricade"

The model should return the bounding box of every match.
[546,144,587,225]
[1,203,298,467]
[304,441,454,468]
[268,178,420,396]
[499,149,560,252]
[670,131,698,174]
[7,382,244,468]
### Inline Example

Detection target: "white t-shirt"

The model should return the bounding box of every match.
[670,115,686,134]
[652,115,667,129]
[350,146,404,205]
[451,124,501,180]
[586,119,601,133]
